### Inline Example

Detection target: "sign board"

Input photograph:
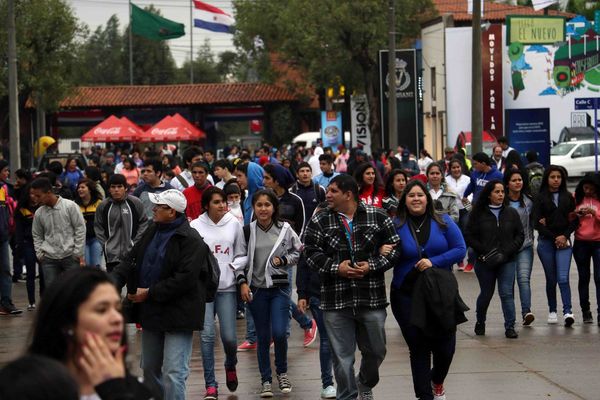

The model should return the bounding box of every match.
[350,94,372,154]
[506,16,565,45]
[571,112,590,127]
[482,24,504,139]
[574,97,600,110]
[505,108,551,167]
[320,111,343,148]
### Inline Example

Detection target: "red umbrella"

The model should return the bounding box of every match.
[140,115,206,142]
[81,115,141,142]
[120,116,145,136]
[172,113,206,139]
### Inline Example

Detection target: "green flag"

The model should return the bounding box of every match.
[131,3,185,41]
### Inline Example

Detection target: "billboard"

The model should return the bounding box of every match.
[350,94,372,154]
[320,111,343,148]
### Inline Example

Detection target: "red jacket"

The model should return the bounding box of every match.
[183,183,211,220]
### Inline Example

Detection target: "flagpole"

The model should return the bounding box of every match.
[190,0,194,83]
[129,0,133,85]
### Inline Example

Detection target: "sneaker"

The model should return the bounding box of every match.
[320,385,336,399]
[0,301,22,315]
[237,340,257,351]
[432,381,446,400]
[225,367,238,392]
[523,312,535,326]
[260,381,273,398]
[457,261,465,271]
[582,310,593,324]
[12,274,22,283]
[236,310,245,320]
[135,323,143,331]
[27,304,36,311]
[505,328,518,339]
[304,319,318,347]
[277,373,292,393]
[564,313,575,327]
[358,389,374,400]
[547,312,558,324]
[463,263,474,273]
[474,321,485,336]
[203,386,218,400]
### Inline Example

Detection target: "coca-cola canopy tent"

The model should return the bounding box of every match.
[140,115,206,142]
[81,115,144,142]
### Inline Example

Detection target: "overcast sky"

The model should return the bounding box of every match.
[68,0,236,67]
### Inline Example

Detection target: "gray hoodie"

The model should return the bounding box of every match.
[32,196,86,261]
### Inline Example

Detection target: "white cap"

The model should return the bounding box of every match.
[149,189,187,213]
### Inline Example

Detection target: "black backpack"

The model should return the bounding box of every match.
[202,240,221,303]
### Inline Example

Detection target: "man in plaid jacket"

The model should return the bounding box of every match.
[303,174,401,400]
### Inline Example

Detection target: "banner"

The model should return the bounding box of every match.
[378,49,419,153]
[482,24,504,140]
[505,108,551,166]
[321,111,343,148]
[506,16,565,45]
[350,94,372,154]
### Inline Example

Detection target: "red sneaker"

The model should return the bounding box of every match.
[303,319,318,347]
[237,340,257,351]
[225,367,238,392]
[463,263,474,273]
[457,261,465,271]
[135,323,143,331]
[204,386,218,400]
[432,381,446,400]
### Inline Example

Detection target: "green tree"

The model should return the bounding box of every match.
[566,0,600,19]
[177,39,222,83]
[0,0,80,111]
[233,0,433,149]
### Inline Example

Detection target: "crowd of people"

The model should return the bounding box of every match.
[0,136,598,400]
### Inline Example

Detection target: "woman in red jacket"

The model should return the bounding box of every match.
[353,162,385,208]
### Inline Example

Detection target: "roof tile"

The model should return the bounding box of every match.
[432,0,574,23]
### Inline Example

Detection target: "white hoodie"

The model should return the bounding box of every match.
[190,212,247,292]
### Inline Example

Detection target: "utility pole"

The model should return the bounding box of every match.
[190,0,194,83]
[129,0,134,85]
[471,0,483,155]
[388,0,398,150]
[8,0,21,173]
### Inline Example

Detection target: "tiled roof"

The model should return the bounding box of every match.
[37,83,298,109]
[432,0,574,23]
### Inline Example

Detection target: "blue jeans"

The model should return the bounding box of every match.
[537,238,573,314]
[307,296,334,388]
[323,308,387,400]
[474,260,517,330]
[0,239,12,305]
[141,329,193,400]
[41,256,79,288]
[390,289,455,400]
[21,240,44,304]
[244,302,256,343]
[85,237,103,268]
[248,286,290,383]
[573,240,600,314]
[515,246,534,317]
[201,291,238,388]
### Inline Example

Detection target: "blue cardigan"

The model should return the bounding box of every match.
[392,214,466,289]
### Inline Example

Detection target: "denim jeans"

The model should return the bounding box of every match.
[0,239,12,304]
[323,308,387,400]
[474,260,517,330]
[537,238,573,314]
[244,302,256,343]
[307,296,334,388]
[573,240,600,314]
[22,240,44,304]
[390,289,455,400]
[85,237,103,268]
[248,286,290,383]
[141,329,194,400]
[515,246,534,317]
[201,291,238,388]
[41,256,79,288]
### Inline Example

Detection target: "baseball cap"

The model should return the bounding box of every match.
[149,189,187,213]
[444,146,454,153]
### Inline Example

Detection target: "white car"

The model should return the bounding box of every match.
[550,140,600,177]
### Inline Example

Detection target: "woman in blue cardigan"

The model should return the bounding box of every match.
[387,180,466,400]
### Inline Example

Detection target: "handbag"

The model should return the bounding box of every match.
[478,248,505,268]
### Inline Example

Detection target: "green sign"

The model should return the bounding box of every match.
[507,15,565,45]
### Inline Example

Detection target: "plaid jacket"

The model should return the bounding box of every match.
[303,202,401,311]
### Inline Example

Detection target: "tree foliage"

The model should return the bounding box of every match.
[233,0,433,148]
[566,0,600,19]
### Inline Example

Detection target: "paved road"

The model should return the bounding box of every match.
[1,254,599,400]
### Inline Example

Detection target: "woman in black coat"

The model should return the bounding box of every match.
[465,180,524,338]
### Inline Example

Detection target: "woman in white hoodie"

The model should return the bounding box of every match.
[189,187,247,400]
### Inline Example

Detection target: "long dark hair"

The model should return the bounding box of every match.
[503,169,530,208]
[574,173,600,205]
[396,180,447,229]
[74,178,102,206]
[539,164,569,195]
[384,169,409,197]
[471,179,504,216]
[252,189,281,227]
[353,162,382,198]
[28,268,127,363]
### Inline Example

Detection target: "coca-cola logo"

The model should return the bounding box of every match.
[151,127,178,136]
[95,127,121,135]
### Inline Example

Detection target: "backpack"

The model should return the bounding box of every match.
[527,165,544,197]
[203,241,221,303]
[176,174,190,189]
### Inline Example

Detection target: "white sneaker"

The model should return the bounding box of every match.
[564,313,575,327]
[547,312,558,324]
[321,385,336,399]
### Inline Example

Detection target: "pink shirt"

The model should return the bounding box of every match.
[575,197,600,242]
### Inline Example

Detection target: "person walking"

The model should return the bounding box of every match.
[111,189,209,400]
[354,162,386,208]
[183,162,213,220]
[30,177,86,288]
[389,180,467,400]
[303,174,401,400]
[74,179,103,269]
[425,163,460,223]
[313,154,340,189]
[133,160,173,219]
[190,187,248,400]
[237,190,302,397]
[0,161,20,314]
[382,169,409,216]
[465,180,524,338]
[532,166,578,326]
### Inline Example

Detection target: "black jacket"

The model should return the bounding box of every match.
[111,220,209,332]
[410,268,469,337]
[95,375,155,400]
[532,190,578,240]
[465,205,524,259]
